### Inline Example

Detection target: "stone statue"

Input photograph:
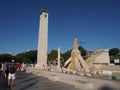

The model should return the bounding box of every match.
[64,38,89,75]
[63,38,112,76]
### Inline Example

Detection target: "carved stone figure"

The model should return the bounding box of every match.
[64,38,88,74]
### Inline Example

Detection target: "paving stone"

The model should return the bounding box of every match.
[12,71,80,90]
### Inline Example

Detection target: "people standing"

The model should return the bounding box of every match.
[5,62,10,79]
[0,61,2,79]
[8,60,16,87]
[1,62,6,79]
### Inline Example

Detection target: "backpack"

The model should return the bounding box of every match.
[9,64,16,74]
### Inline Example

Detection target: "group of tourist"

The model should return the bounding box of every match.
[0,60,20,87]
[0,60,34,87]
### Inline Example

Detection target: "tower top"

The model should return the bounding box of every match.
[41,6,48,14]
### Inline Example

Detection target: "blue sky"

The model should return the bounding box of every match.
[0,0,120,55]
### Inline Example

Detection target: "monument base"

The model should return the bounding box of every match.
[35,64,43,69]
[35,64,48,70]
[35,64,40,68]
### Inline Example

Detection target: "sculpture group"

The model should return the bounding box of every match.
[37,7,113,77]
[63,38,110,76]
[64,38,89,75]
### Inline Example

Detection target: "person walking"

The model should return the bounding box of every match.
[1,62,6,79]
[5,62,10,79]
[0,61,2,79]
[8,60,16,87]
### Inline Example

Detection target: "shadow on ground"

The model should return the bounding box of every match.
[0,77,11,90]
[99,85,119,90]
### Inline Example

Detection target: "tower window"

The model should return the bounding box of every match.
[45,14,47,18]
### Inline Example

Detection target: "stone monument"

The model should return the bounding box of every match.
[64,38,89,75]
[85,49,110,72]
[86,49,110,65]
[57,47,61,69]
[37,7,48,69]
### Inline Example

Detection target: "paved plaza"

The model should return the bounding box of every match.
[1,71,120,90]
[0,71,80,90]
[0,74,8,90]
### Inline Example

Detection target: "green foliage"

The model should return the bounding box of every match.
[109,48,120,64]
[48,50,58,62]
[24,50,37,63]
[1,47,120,65]
[110,56,120,63]
[15,53,24,63]
[15,50,37,63]
[109,48,119,56]
[61,50,71,62]
[0,54,15,62]
[109,48,120,63]
[78,46,87,56]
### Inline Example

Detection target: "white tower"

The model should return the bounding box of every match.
[37,7,48,69]
[57,47,61,69]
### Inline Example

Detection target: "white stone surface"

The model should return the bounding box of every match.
[101,70,112,76]
[57,47,61,69]
[37,7,48,69]
[28,68,120,90]
[94,49,110,64]
[86,49,110,65]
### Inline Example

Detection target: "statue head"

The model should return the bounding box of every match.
[73,38,78,50]
[41,6,48,14]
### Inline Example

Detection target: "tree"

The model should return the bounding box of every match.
[48,50,58,62]
[24,50,37,64]
[78,46,87,56]
[62,50,71,62]
[109,48,119,56]
[15,50,37,63]
[0,54,15,62]
[15,53,24,63]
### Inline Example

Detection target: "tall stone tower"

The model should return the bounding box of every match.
[37,7,48,69]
